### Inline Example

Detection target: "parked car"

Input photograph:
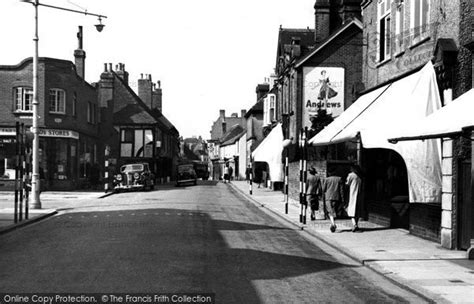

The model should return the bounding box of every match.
[113,163,155,192]
[193,162,209,180]
[176,164,197,186]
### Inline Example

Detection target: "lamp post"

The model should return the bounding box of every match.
[20,0,106,209]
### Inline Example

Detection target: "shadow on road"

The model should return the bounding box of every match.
[0,208,355,303]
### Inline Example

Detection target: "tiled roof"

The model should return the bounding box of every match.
[244,98,264,118]
[113,104,157,124]
[220,125,246,146]
[276,27,316,68]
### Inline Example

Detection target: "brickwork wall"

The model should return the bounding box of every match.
[410,203,442,242]
[287,27,363,140]
[0,58,98,136]
[288,160,327,202]
[362,0,461,88]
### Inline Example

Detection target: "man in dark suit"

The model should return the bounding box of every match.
[306,167,322,221]
[322,170,345,232]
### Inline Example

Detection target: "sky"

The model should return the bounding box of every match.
[0,0,315,139]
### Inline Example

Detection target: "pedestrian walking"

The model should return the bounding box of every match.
[223,164,230,183]
[346,165,362,232]
[228,165,233,182]
[306,167,322,221]
[322,170,345,233]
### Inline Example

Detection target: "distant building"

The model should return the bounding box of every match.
[208,109,246,180]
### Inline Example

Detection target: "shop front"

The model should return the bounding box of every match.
[0,127,91,191]
[308,62,444,241]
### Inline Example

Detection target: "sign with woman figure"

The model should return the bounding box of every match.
[303,67,345,128]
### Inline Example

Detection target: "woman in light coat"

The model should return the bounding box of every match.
[346,165,362,232]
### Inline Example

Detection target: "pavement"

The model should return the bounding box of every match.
[229,180,474,304]
[0,190,110,234]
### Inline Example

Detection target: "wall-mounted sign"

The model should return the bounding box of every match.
[0,128,16,136]
[303,67,345,128]
[1,127,79,140]
[38,129,79,140]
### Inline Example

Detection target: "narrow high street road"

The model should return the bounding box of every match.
[0,181,427,303]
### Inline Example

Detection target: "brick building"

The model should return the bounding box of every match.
[98,64,180,183]
[0,35,101,190]
[208,109,246,180]
[0,27,180,191]
[355,0,473,248]
[275,0,364,203]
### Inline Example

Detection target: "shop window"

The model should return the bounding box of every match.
[119,129,154,158]
[14,87,33,112]
[49,89,66,114]
[378,0,392,62]
[410,0,430,44]
[144,130,153,158]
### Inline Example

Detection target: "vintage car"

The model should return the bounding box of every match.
[176,164,197,186]
[113,163,155,191]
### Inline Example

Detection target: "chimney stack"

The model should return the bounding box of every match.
[116,63,129,84]
[241,109,247,125]
[314,0,331,43]
[138,74,153,109]
[74,26,86,79]
[152,81,162,112]
[219,109,225,120]
[256,83,270,101]
[339,0,362,23]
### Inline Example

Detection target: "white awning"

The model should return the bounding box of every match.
[389,89,474,141]
[252,123,284,182]
[309,62,443,203]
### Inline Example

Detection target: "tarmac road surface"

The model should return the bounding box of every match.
[0,181,428,303]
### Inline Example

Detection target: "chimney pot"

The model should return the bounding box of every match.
[108,63,113,71]
[104,63,108,72]
[141,73,144,79]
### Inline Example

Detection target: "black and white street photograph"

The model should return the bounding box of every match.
[0,0,473,303]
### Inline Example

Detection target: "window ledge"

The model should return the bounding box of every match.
[409,36,431,50]
[13,111,33,115]
[394,50,405,58]
[376,57,392,68]
[49,112,66,115]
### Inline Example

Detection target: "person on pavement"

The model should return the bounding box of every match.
[306,167,322,221]
[228,165,233,182]
[223,164,230,183]
[322,169,345,233]
[346,164,362,232]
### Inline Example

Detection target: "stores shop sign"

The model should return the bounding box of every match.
[38,129,79,139]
